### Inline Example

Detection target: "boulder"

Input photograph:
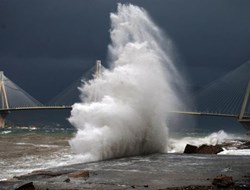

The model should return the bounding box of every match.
[184,144,198,154]
[196,144,223,154]
[68,170,90,178]
[14,182,35,190]
[184,144,223,154]
[212,175,234,187]
[241,141,250,149]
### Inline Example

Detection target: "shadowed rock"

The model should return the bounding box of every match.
[212,175,234,187]
[240,141,250,149]
[14,182,35,190]
[184,144,198,154]
[196,145,223,154]
[184,144,223,154]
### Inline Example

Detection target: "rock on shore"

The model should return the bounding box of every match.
[184,139,250,154]
[184,144,223,154]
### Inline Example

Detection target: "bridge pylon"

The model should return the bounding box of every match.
[0,71,9,128]
[239,80,250,120]
[239,80,250,133]
[94,60,102,79]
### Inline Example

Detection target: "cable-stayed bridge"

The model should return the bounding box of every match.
[173,61,250,127]
[0,60,249,131]
[0,60,104,128]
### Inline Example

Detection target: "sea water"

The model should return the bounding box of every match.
[0,127,87,180]
[0,127,249,181]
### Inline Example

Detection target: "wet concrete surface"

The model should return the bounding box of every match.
[1,153,250,190]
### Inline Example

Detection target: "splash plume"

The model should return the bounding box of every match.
[69,4,183,161]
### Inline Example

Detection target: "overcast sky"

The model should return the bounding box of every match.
[1,0,250,103]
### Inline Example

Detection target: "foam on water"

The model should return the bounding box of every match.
[219,149,250,155]
[16,142,60,148]
[0,147,90,180]
[0,130,11,135]
[69,4,183,161]
[168,130,237,153]
[0,130,249,180]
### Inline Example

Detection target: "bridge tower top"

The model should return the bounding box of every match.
[95,60,102,79]
[0,71,3,81]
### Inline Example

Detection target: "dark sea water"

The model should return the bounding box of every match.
[0,126,250,181]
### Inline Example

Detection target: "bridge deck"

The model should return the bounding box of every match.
[0,106,72,112]
[0,107,249,119]
[170,111,250,119]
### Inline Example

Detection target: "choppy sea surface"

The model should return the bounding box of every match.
[0,126,250,181]
[0,126,81,180]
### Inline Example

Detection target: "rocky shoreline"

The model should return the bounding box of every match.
[1,153,250,190]
[184,139,250,154]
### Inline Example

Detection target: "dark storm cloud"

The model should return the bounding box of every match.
[139,0,250,66]
[0,0,250,102]
[0,0,112,59]
[0,0,114,101]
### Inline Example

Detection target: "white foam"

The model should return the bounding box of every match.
[69,4,183,161]
[0,130,11,135]
[0,150,92,180]
[218,149,250,155]
[16,142,60,148]
[168,130,235,153]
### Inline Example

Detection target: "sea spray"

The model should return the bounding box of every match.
[168,130,236,153]
[69,4,183,161]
